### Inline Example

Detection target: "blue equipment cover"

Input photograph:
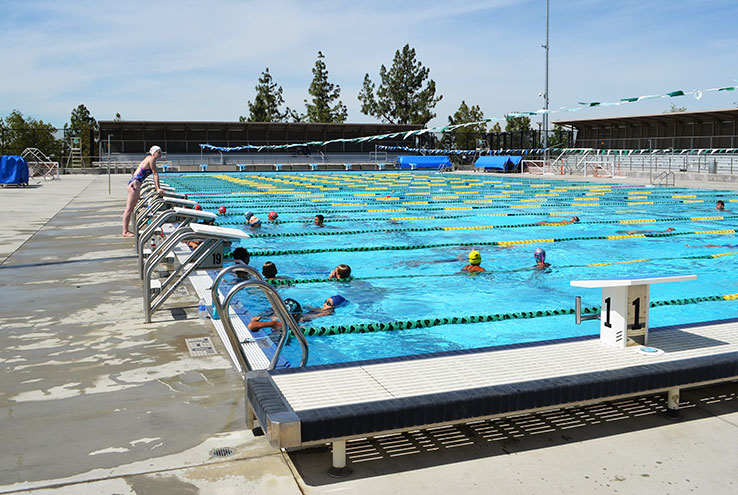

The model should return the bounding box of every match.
[0,155,29,185]
[396,155,451,169]
[474,155,523,172]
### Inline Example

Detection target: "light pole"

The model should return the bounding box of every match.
[107,134,113,194]
[542,0,550,171]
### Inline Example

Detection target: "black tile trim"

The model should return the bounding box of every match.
[288,351,738,442]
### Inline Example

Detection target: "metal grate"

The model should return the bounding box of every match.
[185,337,217,357]
[210,447,235,458]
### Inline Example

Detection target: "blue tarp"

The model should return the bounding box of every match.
[396,155,452,169]
[0,155,29,185]
[474,155,523,172]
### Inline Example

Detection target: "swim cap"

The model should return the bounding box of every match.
[468,250,482,265]
[268,211,278,221]
[283,298,303,319]
[194,204,202,211]
[149,145,162,155]
[328,295,347,307]
[534,248,546,263]
[218,206,226,214]
[249,216,261,226]
[244,211,254,220]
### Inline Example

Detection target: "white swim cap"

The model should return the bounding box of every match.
[149,145,162,155]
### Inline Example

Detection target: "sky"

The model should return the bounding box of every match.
[1,0,737,130]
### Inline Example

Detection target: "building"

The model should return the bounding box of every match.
[555,108,738,150]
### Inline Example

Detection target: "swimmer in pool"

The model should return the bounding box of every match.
[247,298,303,332]
[329,264,352,280]
[685,243,738,248]
[314,214,324,226]
[301,295,349,321]
[532,248,550,270]
[716,200,729,212]
[536,216,579,226]
[461,250,485,273]
[616,227,675,234]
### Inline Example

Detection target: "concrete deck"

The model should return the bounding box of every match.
[1,174,737,494]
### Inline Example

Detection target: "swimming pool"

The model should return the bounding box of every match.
[164,172,738,366]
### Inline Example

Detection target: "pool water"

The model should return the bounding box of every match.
[165,172,738,366]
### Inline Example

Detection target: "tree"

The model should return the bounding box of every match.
[358,44,442,125]
[665,103,687,113]
[445,101,486,149]
[303,51,348,123]
[241,68,289,122]
[1,110,62,157]
[505,115,531,132]
[64,104,98,159]
[548,124,571,148]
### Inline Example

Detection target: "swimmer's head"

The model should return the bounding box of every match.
[283,298,303,321]
[149,145,162,156]
[232,247,250,264]
[262,261,277,279]
[324,295,348,310]
[665,227,675,232]
[268,211,278,221]
[717,200,725,210]
[534,248,546,263]
[244,211,254,221]
[314,214,324,225]
[572,216,580,223]
[249,216,261,227]
[468,250,482,266]
[335,264,351,279]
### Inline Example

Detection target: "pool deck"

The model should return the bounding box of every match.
[2,173,738,494]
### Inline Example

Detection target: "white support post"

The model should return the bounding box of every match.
[667,387,680,417]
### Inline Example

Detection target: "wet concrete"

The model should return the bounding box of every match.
[0,176,299,493]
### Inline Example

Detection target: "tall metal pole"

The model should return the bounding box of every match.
[543,0,550,171]
[107,134,112,194]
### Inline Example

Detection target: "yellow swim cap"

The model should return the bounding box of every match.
[469,250,482,265]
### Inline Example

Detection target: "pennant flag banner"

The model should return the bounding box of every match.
[199,84,738,153]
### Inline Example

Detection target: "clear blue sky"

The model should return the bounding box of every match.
[1,0,737,128]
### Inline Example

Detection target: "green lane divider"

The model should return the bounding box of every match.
[260,251,736,286]
[249,229,737,257]
[300,292,738,336]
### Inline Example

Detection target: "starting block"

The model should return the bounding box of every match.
[571,274,697,348]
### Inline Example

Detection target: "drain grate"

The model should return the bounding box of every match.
[210,447,235,458]
[185,337,217,357]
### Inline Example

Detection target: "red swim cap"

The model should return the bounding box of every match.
[268,211,278,221]
[218,206,226,214]
[195,204,202,211]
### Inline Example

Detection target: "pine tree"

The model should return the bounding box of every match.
[445,101,486,150]
[241,68,288,122]
[304,52,347,123]
[1,110,61,157]
[358,44,442,125]
[64,104,98,159]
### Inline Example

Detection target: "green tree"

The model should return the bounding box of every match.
[504,115,531,132]
[358,44,442,125]
[665,103,687,113]
[548,124,571,148]
[1,110,62,157]
[304,51,348,123]
[64,104,98,159]
[445,101,486,149]
[241,68,289,122]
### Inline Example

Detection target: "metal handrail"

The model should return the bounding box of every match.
[652,171,675,187]
[211,264,309,370]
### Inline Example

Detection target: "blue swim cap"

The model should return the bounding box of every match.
[328,295,347,307]
[534,248,546,263]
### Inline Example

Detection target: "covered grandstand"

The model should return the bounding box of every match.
[555,108,738,150]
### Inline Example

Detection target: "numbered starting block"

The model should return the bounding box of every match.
[571,274,697,348]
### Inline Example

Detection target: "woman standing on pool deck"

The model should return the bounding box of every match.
[122,146,163,237]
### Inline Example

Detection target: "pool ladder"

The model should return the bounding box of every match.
[210,263,309,372]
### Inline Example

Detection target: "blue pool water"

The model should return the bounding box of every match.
[164,172,738,366]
